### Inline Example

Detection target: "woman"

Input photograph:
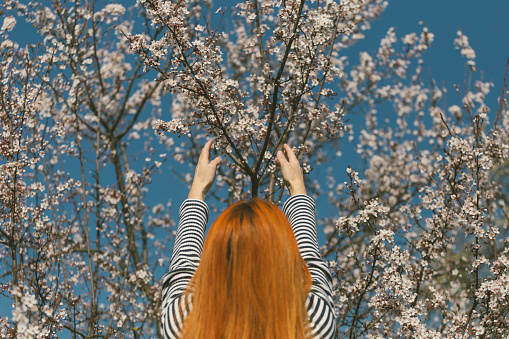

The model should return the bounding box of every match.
[161,141,336,338]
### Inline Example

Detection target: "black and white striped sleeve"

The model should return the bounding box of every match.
[283,194,336,339]
[161,199,208,339]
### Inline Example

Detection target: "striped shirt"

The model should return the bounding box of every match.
[161,194,336,338]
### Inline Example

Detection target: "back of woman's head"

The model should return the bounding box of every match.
[181,198,312,339]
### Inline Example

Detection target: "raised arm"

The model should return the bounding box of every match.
[277,144,336,338]
[162,199,208,303]
[161,140,221,339]
[282,194,335,338]
[161,199,208,338]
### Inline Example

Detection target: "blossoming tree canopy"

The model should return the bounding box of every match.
[0,0,508,338]
[126,0,395,201]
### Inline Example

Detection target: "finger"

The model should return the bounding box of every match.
[276,150,288,165]
[199,140,212,163]
[283,144,299,163]
[209,156,221,168]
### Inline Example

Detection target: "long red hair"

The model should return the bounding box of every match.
[180,198,312,339]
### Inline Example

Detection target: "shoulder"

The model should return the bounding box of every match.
[306,293,336,339]
[161,293,194,339]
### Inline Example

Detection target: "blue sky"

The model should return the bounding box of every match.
[365,0,509,91]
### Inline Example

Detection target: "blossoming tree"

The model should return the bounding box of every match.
[1,0,508,338]
[1,0,175,337]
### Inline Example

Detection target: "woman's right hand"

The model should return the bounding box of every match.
[276,144,307,196]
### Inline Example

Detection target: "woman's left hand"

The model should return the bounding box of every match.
[188,140,222,201]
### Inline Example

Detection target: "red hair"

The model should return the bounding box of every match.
[180,198,312,339]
